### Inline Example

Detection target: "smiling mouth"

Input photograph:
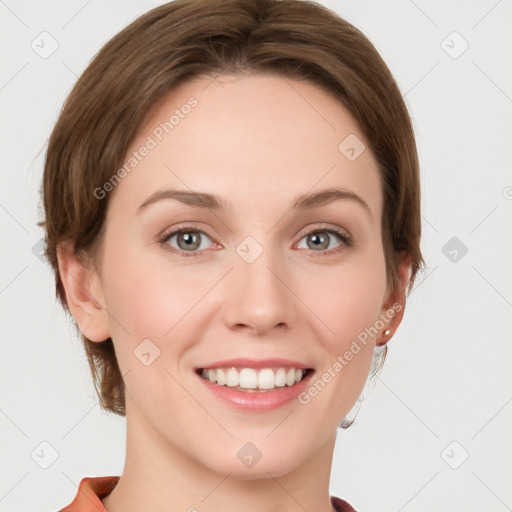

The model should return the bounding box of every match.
[195,367,315,392]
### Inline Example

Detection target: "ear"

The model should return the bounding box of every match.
[376,251,411,346]
[56,240,110,342]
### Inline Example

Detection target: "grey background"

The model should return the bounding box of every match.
[1,0,511,511]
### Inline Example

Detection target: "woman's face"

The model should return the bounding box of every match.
[87,73,400,478]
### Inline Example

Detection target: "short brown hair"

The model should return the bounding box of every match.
[40,0,424,416]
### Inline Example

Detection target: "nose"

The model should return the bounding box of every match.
[222,241,297,336]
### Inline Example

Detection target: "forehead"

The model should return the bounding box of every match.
[108,72,382,219]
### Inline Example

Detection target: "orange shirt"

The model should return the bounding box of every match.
[59,476,118,512]
[58,476,356,511]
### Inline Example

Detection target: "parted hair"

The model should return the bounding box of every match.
[40,0,424,418]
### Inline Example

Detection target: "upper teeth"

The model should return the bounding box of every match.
[201,367,307,390]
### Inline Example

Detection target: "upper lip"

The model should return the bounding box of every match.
[195,358,314,370]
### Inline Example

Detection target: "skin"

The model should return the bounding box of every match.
[58,72,409,512]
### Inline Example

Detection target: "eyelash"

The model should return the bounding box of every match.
[158,223,352,258]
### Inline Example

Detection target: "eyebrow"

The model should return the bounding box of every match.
[137,186,372,218]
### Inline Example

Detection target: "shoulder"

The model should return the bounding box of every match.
[58,476,120,511]
[331,495,358,512]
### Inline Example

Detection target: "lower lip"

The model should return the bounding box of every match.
[196,371,314,411]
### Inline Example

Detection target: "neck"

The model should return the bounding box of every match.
[102,399,337,512]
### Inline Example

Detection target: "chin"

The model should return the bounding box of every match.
[197,441,308,481]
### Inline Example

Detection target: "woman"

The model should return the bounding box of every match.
[40,0,424,510]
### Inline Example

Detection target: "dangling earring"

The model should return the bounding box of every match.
[338,344,388,429]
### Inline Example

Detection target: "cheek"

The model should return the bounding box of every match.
[295,249,388,347]
[99,238,197,347]
[105,260,196,341]
[98,247,203,405]
[293,260,387,421]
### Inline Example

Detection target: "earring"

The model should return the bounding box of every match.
[384,329,391,336]
[339,344,388,429]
